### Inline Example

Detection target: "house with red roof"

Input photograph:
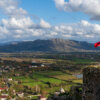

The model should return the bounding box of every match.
[0,96,8,100]
[0,87,8,92]
[39,96,47,100]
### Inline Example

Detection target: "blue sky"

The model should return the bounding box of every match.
[20,0,100,25]
[0,0,100,42]
[20,0,89,25]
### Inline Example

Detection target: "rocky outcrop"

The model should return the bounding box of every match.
[70,85,82,100]
[83,67,100,100]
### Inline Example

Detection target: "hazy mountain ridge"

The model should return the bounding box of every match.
[0,39,99,52]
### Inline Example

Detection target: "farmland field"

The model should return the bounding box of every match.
[0,52,98,96]
[12,70,82,93]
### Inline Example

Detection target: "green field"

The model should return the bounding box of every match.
[1,57,94,94]
[72,59,95,64]
[13,70,82,93]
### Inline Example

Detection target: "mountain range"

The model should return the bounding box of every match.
[0,39,99,52]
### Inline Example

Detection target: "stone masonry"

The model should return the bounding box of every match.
[83,67,100,100]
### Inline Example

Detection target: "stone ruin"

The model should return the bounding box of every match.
[48,67,100,100]
[83,67,100,100]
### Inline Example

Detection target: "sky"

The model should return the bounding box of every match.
[0,0,100,43]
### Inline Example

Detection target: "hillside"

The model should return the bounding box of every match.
[0,39,99,52]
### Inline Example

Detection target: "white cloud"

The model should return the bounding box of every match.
[0,0,100,43]
[40,19,51,28]
[0,0,27,18]
[0,16,100,42]
[54,0,100,20]
[54,0,65,10]
[2,17,34,29]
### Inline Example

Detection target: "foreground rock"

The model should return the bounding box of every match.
[83,67,100,100]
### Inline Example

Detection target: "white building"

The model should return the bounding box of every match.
[60,88,65,93]
[8,78,13,81]
[17,92,24,98]
[40,97,47,100]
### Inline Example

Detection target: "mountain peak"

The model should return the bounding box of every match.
[0,39,98,52]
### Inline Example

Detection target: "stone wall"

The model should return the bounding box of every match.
[83,67,100,100]
[70,85,82,100]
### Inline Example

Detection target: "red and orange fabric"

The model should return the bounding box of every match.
[94,42,100,48]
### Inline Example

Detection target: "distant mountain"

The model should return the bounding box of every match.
[0,39,99,52]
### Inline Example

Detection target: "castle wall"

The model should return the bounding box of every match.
[83,67,100,100]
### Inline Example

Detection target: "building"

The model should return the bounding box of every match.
[0,88,8,92]
[17,92,24,98]
[0,96,8,100]
[39,96,47,100]
[30,61,45,68]
[8,78,13,81]
[60,88,65,93]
